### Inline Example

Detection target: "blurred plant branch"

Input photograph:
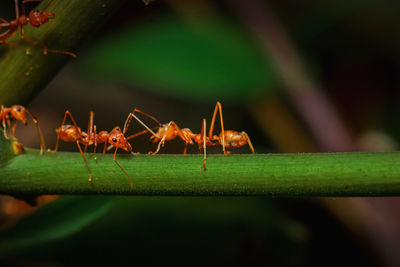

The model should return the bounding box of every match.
[229,0,354,151]
[0,0,125,106]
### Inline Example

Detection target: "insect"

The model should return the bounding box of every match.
[0,0,76,57]
[0,104,46,155]
[123,109,212,169]
[207,101,255,156]
[124,109,196,155]
[49,110,136,189]
[127,102,255,169]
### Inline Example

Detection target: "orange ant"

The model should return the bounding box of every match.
[123,109,213,169]
[124,109,196,155]
[207,101,255,156]
[0,104,46,154]
[126,102,255,169]
[49,110,136,189]
[0,0,76,57]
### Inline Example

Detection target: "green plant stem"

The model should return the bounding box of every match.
[1,148,400,196]
[0,0,125,105]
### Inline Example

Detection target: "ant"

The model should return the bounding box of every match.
[0,0,76,57]
[0,104,46,155]
[49,110,137,189]
[207,101,255,156]
[123,109,213,169]
[126,102,255,169]
[124,109,196,155]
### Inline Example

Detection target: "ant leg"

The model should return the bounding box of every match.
[84,111,94,153]
[113,148,133,190]
[19,25,39,46]
[48,110,79,152]
[149,137,165,155]
[102,139,108,154]
[18,24,42,55]
[243,132,255,154]
[15,0,20,18]
[76,141,92,183]
[0,17,9,26]
[125,108,164,140]
[0,36,26,51]
[43,48,77,58]
[126,127,159,141]
[2,120,8,139]
[19,25,75,58]
[93,125,98,160]
[149,122,172,155]
[124,111,159,138]
[0,106,8,139]
[10,121,18,140]
[208,102,226,155]
[201,118,207,170]
[131,108,162,126]
[26,110,46,155]
[0,29,19,48]
[183,143,188,154]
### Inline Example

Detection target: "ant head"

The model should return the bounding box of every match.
[108,129,132,152]
[28,10,55,27]
[10,105,27,125]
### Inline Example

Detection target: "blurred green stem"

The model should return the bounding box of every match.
[1,147,400,196]
[0,0,125,105]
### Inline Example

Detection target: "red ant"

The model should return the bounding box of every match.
[126,102,255,169]
[0,104,46,155]
[207,101,255,155]
[0,0,76,57]
[49,110,137,189]
[124,109,196,155]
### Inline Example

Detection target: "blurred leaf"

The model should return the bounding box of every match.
[14,197,308,266]
[0,196,114,257]
[83,16,277,103]
[142,0,155,5]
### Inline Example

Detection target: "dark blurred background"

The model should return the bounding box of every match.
[1,0,400,266]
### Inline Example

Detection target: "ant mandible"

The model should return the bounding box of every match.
[0,104,46,155]
[49,110,136,189]
[0,0,76,57]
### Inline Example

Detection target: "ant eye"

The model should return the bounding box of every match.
[16,107,21,112]
[112,138,117,143]
[34,9,39,13]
